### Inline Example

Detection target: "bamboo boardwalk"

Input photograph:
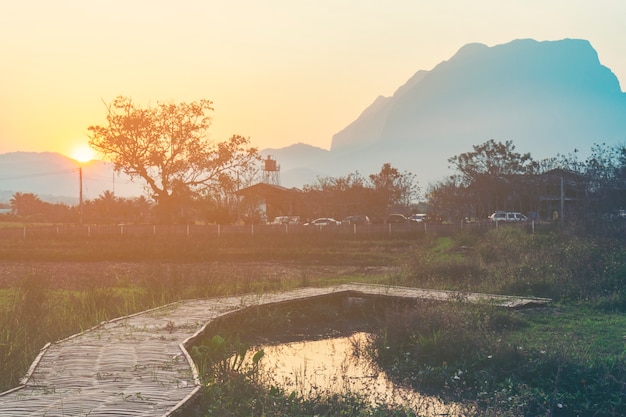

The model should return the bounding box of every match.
[0,283,550,416]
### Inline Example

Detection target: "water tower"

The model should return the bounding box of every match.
[263,155,280,185]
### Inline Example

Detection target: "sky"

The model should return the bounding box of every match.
[1,0,625,161]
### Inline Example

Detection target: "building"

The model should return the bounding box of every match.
[234,183,303,224]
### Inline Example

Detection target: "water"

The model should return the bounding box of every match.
[252,332,462,415]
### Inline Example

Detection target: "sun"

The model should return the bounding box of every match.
[71,144,96,163]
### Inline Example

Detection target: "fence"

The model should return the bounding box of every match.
[0,221,545,240]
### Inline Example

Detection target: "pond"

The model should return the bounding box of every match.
[251,331,462,415]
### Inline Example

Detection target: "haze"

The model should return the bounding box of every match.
[1,0,625,159]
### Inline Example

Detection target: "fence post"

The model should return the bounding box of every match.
[120,225,124,236]
[153,225,156,236]
[88,225,91,238]
[187,224,190,237]
[23,227,26,239]
[353,224,357,235]
[218,224,221,237]
[251,224,254,235]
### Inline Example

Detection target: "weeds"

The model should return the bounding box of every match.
[2,229,626,416]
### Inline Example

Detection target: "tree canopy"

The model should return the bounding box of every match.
[444,139,538,218]
[448,139,537,186]
[88,96,260,221]
[302,163,420,221]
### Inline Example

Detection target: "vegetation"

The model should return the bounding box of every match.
[2,161,422,226]
[2,133,626,415]
[429,140,626,224]
[183,227,626,416]
[1,227,625,416]
[87,96,260,222]
[302,163,420,223]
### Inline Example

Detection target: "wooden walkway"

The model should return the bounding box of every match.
[0,283,550,416]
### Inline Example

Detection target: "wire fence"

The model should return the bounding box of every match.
[0,221,548,240]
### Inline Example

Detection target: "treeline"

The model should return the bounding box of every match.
[1,163,419,226]
[2,139,625,229]
[428,140,626,225]
[2,93,625,228]
[2,191,153,224]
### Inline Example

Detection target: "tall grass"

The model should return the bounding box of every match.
[367,299,626,417]
[402,227,626,306]
[0,235,406,393]
[182,228,626,416]
[3,228,625,416]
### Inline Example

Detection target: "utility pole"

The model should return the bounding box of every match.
[560,176,564,225]
[79,166,83,224]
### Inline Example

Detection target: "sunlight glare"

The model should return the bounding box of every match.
[72,144,96,163]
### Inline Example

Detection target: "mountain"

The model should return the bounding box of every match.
[260,143,330,188]
[4,39,626,198]
[269,38,626,187]
[0,152,142,204]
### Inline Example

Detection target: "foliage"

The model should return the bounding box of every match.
[88,96,260,222]
[188,299,428,416]
[302,163,420,221]
[194,377,420,417]
[368,300,626,417]
[191,334,264,385]
[368,163,420,218]
[83,192,154,224]
[430,140,626,225]
[567,142,626,222]
[449,139,537,186]
[440,139,538,219]
[402,227,626,304]
[2,229,626,416]
[9,192,75,223]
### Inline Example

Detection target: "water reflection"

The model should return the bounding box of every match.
[252,332,461,415]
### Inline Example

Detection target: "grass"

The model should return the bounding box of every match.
[1,226,625,416]
[367,301,626,417]
[0,233,409,393]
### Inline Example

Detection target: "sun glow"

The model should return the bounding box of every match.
[71,144,96,163]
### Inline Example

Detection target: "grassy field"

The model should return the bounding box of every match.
[0,233,411,393]
[1,227,625,416]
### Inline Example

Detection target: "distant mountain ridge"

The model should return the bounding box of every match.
[3,38,626,197]
[270,38,626,187]
[0,152,142,203]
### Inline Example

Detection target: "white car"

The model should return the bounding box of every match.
[409,214,428,223]
[488,211,528,222]
[304,217,340,227]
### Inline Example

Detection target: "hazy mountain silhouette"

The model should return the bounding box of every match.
[270,38,626,188]
[259,143,330,187]
[0,152,142,203]
[3,39,626,197]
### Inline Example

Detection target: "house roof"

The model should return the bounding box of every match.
[234,182,301,198]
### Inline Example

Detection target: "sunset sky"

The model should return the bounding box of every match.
[1,1,625,161]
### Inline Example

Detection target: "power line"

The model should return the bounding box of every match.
[0,169,76,181]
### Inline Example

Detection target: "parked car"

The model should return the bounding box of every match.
[342,215,371,225]
[271,215,300,225]
[409,214,428,223]
[386,214,408,224]
[304,217,341,227]
[488,211,528,222]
